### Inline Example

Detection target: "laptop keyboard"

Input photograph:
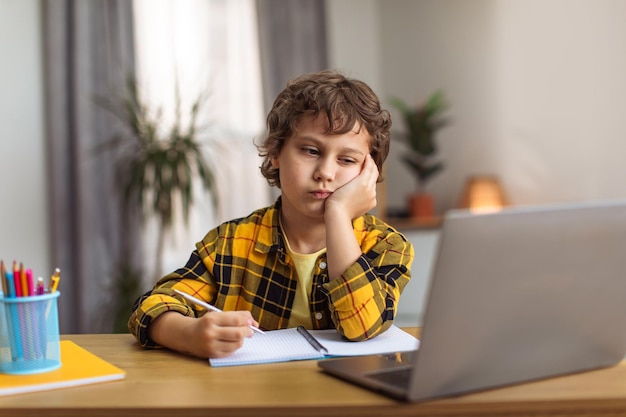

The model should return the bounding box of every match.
[367,367,412,389]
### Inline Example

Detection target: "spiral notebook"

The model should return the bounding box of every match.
[209,325,419,367]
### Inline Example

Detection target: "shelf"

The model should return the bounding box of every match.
[384,216,442,231]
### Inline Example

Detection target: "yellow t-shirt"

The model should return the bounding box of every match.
[284,237,326,329]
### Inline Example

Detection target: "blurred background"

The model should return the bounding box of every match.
[2,0,626,333]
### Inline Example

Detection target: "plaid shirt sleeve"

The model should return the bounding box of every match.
[128,204,282,348]
[128,250,219,348]
[323,215,414,342]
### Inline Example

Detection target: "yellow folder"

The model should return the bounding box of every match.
[0,340,125,396]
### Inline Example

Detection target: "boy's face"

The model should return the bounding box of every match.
[271,115,372,221]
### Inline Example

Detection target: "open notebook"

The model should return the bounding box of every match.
[209,325,418,367]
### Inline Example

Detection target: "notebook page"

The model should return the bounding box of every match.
[209,328,324,367]
[309,325,419,356]
[209,325,419,367]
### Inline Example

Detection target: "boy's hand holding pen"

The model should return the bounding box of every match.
[174,289,264,334]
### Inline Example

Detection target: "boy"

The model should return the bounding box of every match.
[128,70,414,359]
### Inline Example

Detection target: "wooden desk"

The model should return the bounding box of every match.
[3,331,626,417]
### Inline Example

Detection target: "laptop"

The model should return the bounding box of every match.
[319,199,626,402]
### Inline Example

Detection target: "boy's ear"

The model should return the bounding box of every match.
[270,156,279,169]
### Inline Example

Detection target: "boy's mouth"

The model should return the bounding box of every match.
[311,190,332,199]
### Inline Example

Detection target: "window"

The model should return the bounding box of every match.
[133,0,270,276]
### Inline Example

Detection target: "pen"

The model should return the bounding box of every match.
[0,261,9,297]
[4,271,19,360]
[13,261,22,297]
[0,260,7,296]
[50,268,61,293]
[297,325,328,354]
[6,271,15,298]
[36,277,46,295]
[26,268,35,296]
[173,289,265,334]
[20,263,28,298]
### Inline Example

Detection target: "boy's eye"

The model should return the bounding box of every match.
[340,157,358,164]
[302,147,319,156]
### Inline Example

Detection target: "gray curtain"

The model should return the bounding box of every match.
[41,0,139,333]
[256,0,329,114]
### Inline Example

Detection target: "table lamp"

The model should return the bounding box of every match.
[458,175,508,214]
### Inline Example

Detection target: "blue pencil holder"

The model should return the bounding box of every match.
[0,292,61,375]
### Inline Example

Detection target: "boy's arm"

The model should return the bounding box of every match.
[128,250,257,358]
[322,154,413,341]
[128,251,213,348]
[323,224,414,342]
[324,202,364,280]
[324,153,379,279]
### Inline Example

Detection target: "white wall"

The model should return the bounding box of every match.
[0,0,50,281]
[492,1,626,206]
[379,0,500,211]
[380,0,626,213]
[325,0,382,92]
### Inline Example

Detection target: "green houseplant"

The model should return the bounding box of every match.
[96,76,217,332]
[390,90,450,218]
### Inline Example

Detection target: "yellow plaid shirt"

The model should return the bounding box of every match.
[129,199,414,348]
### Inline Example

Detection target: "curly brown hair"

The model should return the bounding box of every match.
[257,70,391,188]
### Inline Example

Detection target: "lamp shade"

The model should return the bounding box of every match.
[458,175,508,214]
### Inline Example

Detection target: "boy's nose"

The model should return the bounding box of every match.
[314,158,335,182]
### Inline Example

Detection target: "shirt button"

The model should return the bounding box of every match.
[319,261,327,269]
[315,312,323,320]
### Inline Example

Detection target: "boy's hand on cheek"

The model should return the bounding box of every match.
[327,154,379,220]
[185,311,256,359]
